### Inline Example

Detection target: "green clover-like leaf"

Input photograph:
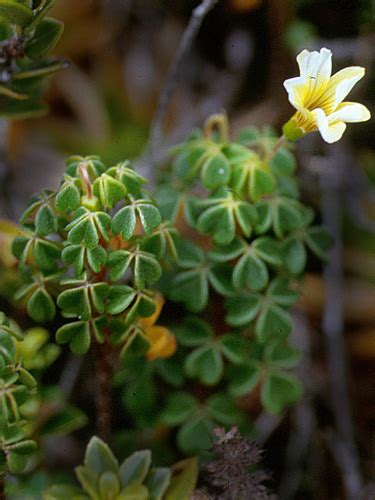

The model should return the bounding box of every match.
[111,199,161,241]
[55,175,81,213]
[261,371,302,414]
[57,280,109,320]
[66,207,111,248]
[191,189,257,244]
[93,173,126,209]
[229,147,276,201]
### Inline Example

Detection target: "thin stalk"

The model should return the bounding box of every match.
[266,134,286,162]
[78,162,93,198]
[94,338,114,442]
[148,0,221,162]
[203,113,229,142]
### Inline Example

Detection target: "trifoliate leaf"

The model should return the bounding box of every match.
[228,362,261,397]
[160,393,198,426]
[270,147,296,176]
[281,236,307,274]
[206,393,246,426]
[55,176,81,212]
[93,173,126,209]
[177,417,214,455]
[106,285,135,315]
[220,334,250,364]
[232,252,269,291]
[305,226,332,260]
[225,293,261,327]
[255,303,292,342]
[261,371,302,414]
[27,287,55,323]
[134,251,162,290]
[264,340,300,368]
[185,345,223,386]
[201,153,230,190]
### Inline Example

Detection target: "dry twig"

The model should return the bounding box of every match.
[148,0,220,161]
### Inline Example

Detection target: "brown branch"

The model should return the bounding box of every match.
[94,338,114,442]
[148,0,220,162]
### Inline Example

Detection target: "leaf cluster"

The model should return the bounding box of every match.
[0,0,66,118]
[0,312,37,478]
[13,156,176,356]
[151,118,331,437]
[44,436,197,500]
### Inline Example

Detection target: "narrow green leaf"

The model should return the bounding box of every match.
[165,457,198,500]
[119,450,151,487]
[0,1,33,26]
[25,17,64,58]
[84,436,119,476]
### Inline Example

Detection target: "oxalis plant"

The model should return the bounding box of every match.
[1,47,370,498]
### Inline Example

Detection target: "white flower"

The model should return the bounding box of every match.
[283,47,371,143]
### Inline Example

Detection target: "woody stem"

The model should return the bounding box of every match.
[94,338,114,441]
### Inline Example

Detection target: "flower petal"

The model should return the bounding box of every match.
[283,76,308,108]
[297,47,332,81]
[146,326,176,360]
[329,66,365,107]
[312,108,347,143]
[288,48,332,108]
[139,293,165,328]
[328,101,371,124]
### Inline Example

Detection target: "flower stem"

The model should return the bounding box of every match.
[94,338,114,442]
[203,113,229,142]
[78,162,93,198]
[266,134,286,162]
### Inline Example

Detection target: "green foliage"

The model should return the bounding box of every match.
[44,436,196,500]
[160,121,329,319]
[0,0,66,118]
[153,115,330,428]
[160,392,247,455]
[0,312,37,479]
[13,156,175,356]
[9,114,331,486]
